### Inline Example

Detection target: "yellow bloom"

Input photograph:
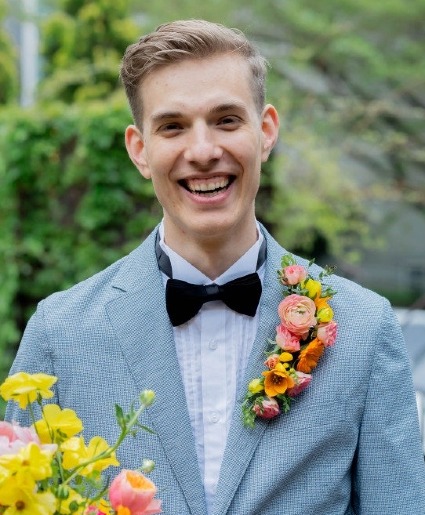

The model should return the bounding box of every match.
[34,404,83,444]
[262,362,295,397]
[0,476,56,515]
[55,487,84,515]
[279,352,293,363]
[0,442,54,483]
[0,372,57,409]
[86,436,119,472]
[317,305,334,323]
[61,435,119,475]
[248,378,264,394]
[301,279,321,300]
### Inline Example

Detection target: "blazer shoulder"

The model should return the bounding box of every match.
[262,228,393,327]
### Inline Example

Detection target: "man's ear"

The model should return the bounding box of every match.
[260,104,280,163]
[125,124,151,179]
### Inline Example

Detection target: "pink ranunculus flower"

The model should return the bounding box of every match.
[282,265,308,286]
[252,397,280,420]
[0,420,56,455]
[278,294,317,338]
[109,469,161,515]
[287,372,312,397]
[275,324,301,352]
[317,320,338,347]
[264,354,280,370]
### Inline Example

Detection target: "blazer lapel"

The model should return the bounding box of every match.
[106,230,207,515]
[212,231,285,515]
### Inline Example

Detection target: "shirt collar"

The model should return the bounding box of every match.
[158,221,264,285]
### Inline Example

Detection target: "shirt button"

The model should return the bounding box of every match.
[209,340,217,350]
[209,412,220,423]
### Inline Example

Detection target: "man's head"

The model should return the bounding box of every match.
[123,20,279,263]
[120,19,268,127]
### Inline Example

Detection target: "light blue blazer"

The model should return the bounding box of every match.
[7,226,425,514]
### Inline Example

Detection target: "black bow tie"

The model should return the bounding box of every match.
[165,273,262,326]
[155,232,266,326]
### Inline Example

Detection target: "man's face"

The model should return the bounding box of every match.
[126,53,279,250]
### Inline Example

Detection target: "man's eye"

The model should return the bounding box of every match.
[218,116,241,127]
[158,123,182,133]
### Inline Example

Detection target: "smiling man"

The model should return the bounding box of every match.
[6,19,425,515]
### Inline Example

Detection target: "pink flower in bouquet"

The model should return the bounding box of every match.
[0,420,56,455]
[282,265,308,286]
[317,320,338,347]
[264,354,280,370]
[278,295,316,338]
[252,397,280,420]
[275,324,300,352]
[287,371,312,397]
[109,469,161,515]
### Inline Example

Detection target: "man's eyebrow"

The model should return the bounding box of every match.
[150,102,248,125]
[209,102,247,115]
[150,111,183,125]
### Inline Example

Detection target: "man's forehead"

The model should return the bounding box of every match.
[140,53,251,93]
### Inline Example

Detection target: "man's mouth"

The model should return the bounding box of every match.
[181,176,235,197]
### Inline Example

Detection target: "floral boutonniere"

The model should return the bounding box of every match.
[242,254,337,428]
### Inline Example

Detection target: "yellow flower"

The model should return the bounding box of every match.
[317,305,334,323]
[0,475,56,515]
[34,404,83,444]
[55,487,84,515]
[0,372,57,409]
[61,435,119,475]
[279,352,293,363]
[301,279,321,300]
[248,378,264,394]
[0,442,55,483]
[262,362,295,397]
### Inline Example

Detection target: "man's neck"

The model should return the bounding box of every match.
[162,222,259,280]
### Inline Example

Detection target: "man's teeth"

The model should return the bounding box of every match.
[186,177,229,193]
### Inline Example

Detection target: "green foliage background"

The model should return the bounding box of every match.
[1,0,424,415]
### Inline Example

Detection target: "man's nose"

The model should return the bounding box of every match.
[183,123,223,166]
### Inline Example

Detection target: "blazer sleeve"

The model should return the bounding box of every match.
[352,297,425,513]
[5,301,58,426]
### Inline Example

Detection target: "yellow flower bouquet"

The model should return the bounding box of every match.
[0,372,161,515]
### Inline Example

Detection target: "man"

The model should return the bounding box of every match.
[7,19,425,514]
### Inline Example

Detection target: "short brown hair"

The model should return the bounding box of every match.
[120,19,268,126]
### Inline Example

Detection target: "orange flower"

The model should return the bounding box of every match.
[296,338,325,373]
[262,362,295,397]
[314,296,330,311]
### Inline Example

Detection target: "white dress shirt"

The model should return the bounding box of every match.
[158,223,265,513]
